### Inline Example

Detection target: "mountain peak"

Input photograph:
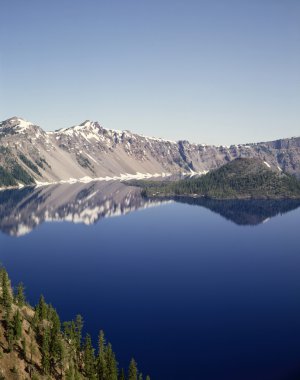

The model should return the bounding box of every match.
[79,120,95,127]
[5,116,32,124]
[0,117,35,134]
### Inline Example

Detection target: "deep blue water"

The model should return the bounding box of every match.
[0,183,300,379]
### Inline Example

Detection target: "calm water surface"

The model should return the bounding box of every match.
[0,182,300,380]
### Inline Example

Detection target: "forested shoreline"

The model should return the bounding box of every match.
[131,158,300,200]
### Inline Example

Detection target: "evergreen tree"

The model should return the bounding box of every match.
[146,376,150,380]
[106,342,118,380]
[15,282,25,306]
[6,319,14,352]
[63,320,78,369]
[0,268,12,309]
[128,358,138,380]
[12,309,22,340]
[138,374,143,380]
[41,327,51,374]
[3,305,11,328]
[83,334,96,378]
[49,306,62,366]
[29,335,36,364]
[37,294,47,321]
[75,314,83,351]
[118,369,126,380]
[57,340,66,377]
[31,310,39,332]
[75,314,83,369]
[97,330,107,380]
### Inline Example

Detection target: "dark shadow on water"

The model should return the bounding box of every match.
[172,197,300,226]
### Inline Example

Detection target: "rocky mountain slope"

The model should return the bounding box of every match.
[0,116,299,188]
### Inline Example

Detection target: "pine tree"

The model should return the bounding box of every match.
[63,320,78,369]
[138,374,143,380]
[49,306,62,366]
[57,340,66,378]
[118,368,126,380]
[29,335,36,364]
[106,342,118,380]
[146,376,150,380]
[97,330,107,380]
[75,314,83,351]
[12,309,22,340]
[83,334,96,378]
[6,319,14,352]
[15,282,25,306]
[41,327,51,374]
[31,310,39,332]
[128,358,138,380]
[0,268,12,309]
[37,294,47,321]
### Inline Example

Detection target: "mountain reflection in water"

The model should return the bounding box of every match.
[0,182,300,236]
[0,182,167,237]
[173,197,300,226]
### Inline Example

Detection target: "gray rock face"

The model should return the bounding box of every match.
[0,116,299,187]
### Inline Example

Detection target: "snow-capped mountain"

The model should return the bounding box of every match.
[0,116,300,188]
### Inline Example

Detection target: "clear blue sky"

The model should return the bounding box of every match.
[0,0,299,145]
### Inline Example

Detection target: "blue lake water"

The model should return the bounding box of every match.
[0,182,300,379]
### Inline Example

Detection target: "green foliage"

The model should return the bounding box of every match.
[15,282,26,306]
[48,306,63,367]
[137,158,300,200]
[83,334,96,378]
[128,358,138,380]
[12,309,22,340]
[106,342,118,380]
[36,294,47,321]
[97,330,108,380]
[18,154,41,175]
[41,327,51,374]
[76,154,94,172]
[0,147,35,186]
[6,318,14,352]
[119,368,126,380]
[10,162,35,185]
[0,267,12,309]
[0,165,17,186]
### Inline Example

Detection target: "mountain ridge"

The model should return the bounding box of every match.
[0,116,300,188]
